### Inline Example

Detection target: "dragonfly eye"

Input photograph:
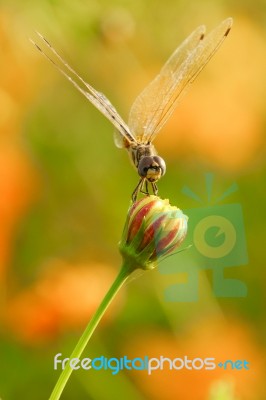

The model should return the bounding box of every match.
[138,156,153,177]
[153,156,166,177]
[138,156,166,181]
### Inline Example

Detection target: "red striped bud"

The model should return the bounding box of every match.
[119,196,188,271]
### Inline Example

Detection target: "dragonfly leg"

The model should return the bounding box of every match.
[140,179,149,196]
[151,182,158,196]
[132,178,145,202]
[145,180,149,194]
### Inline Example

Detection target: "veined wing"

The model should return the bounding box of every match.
[128,18,233,144]
[128,23,206,142]
[31,32,136,147]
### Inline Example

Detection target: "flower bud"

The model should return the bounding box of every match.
[119,196,188,271]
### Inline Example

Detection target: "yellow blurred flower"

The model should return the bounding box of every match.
[5,261,122,343]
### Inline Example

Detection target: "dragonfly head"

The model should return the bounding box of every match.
[138,156,166,182]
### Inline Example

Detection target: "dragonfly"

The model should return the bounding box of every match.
[31,18,232,202]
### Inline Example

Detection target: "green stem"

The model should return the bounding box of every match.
[49,263,132,400]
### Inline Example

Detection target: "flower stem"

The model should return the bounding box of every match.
[49,263,132,400]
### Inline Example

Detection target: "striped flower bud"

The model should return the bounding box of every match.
[119,196,188,271]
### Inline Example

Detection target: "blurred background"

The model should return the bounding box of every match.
[0,0,266,399]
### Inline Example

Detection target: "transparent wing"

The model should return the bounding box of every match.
[113,129,125,148]
[128,18,232,144]
[31,32,136,147]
